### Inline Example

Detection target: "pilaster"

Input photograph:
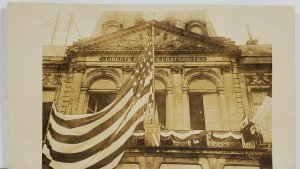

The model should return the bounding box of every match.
[166,88,174,130]
[170,65,184,130]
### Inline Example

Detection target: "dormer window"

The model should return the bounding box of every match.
[185,21,207,36]
[190,26,203,35]
[102,20,123,35]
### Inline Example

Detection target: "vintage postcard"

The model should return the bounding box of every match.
[6,3,295,169]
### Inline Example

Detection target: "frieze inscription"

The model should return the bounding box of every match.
[99,56,207,62]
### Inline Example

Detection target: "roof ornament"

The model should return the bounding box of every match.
[245,24,259,45]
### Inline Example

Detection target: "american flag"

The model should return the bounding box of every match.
[42,35,154,169]
[241,85,271,143]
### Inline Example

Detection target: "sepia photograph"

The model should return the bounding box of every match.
[5,3,295,169]
[42,8,272,169]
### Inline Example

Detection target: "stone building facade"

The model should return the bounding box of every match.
[42,11,272,169]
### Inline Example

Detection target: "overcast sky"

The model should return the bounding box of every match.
[7,4,280,47]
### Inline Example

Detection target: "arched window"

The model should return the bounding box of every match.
[87,77,117,113]
[188,77,222,130]
[155,78,167,129]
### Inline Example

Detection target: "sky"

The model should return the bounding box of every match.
[23,4,281,46]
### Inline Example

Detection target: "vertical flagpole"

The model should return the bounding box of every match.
[151,25,155,108]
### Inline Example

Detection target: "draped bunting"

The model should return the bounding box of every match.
[131,130,242,142]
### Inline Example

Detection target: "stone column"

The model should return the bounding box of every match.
[67,72,84,115]
[218,88,230,130]
[76,88,88,114]
[170,65,184,130]
[166,88,174,130]
[222,65,237,130]
[182,87,191,130]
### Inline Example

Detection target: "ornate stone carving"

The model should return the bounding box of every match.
[86,67,121,78]
[155,68,170,77]
[245,73,272,86]
[91,32,147,51]
[185,66,219,77]
[43,72,61,86]
[154,31,207,50]
[220,65,232,73]
[121,65,134,73]
[73,62,86,72]
[170,65,183,74]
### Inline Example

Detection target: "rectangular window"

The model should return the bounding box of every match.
[88,92,116,113]
[155,90,166,128]
[189,93,206,130]
[202,93,222,130]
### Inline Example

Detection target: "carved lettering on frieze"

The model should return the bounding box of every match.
[245,73,272,86]
[43,73,61,86]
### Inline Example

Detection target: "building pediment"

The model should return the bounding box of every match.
[67,20,239,56]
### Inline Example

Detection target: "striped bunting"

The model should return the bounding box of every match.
[43,35,155,169]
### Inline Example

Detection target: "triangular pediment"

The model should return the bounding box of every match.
[67,20,239,56]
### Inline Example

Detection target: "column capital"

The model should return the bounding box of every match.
[166,87,173,93]
[217,87,225,93]
[182,87,189,93]
[170,65,183,74]
[81,87,88,92]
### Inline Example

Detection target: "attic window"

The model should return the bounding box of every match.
[190,26,203,35]
[186,21,207,36]
[106,25,119,34]
[102,20,123,35]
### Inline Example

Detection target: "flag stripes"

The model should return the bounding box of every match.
[49,81,152,139]
[45,106,146,162]
[43,34,155,169]
[46,92,151,154]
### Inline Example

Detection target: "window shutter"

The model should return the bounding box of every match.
[203,93,222,130]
